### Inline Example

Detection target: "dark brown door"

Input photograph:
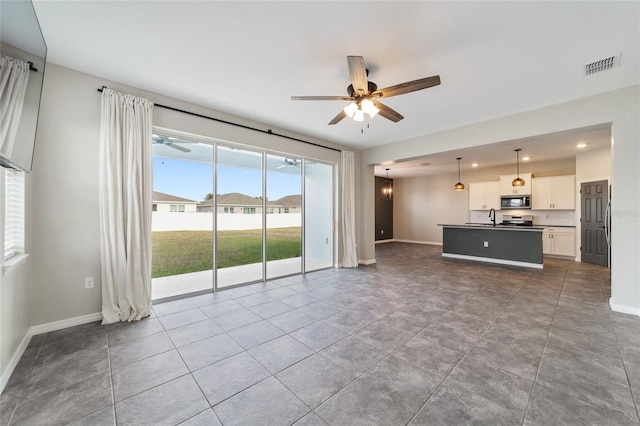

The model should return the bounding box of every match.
[581,180,609,266]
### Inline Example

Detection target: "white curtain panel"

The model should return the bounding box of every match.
[341,150,358,267]
[99,88,154,324]
[0,55,30,157]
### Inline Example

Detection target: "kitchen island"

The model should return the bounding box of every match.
[438,224,544,269]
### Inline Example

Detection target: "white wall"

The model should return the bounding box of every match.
[361,86,639,315]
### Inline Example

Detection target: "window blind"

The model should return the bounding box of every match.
[4,169,25,260]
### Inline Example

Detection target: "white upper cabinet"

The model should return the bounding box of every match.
[532,175,575,210]
[499,173,532,195]
[469,181,500,210]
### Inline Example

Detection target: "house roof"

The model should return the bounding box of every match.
[196,193,301,207]
[153,191,197,203]
[216,192,263,206]
[273,195,301,207]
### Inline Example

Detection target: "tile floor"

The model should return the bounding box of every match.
[2,243,639,425]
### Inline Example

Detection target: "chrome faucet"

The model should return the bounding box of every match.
[489,208,496,227]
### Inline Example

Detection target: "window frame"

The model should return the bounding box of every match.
[3,167,28,275]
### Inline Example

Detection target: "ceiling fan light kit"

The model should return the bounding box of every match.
[292,56,440,126]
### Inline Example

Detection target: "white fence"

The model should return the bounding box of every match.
[152,212,302,232]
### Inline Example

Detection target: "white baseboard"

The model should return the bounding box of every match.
[358,258,376,265]
[392,239,443,246]
[0,312,102,394]
[374,239,395,244]
[609,298,640,316]
[0,332,31,393]
[29,312,103,336]
[442,253,544,269]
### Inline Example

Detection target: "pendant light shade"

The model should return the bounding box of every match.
[512,149,525,187]
[382,168,392,200]
[454,157,465,191]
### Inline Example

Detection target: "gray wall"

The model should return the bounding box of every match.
[374,176,393,241]
[360,86,639,315]
[1,63,348,384]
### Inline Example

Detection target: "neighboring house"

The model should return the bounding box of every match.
[152,191,197,213]
[269,194,301,214]
[198,193,302,214]
[216,192,263,214]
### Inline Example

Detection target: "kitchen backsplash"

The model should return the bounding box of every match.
[468,209,576,226]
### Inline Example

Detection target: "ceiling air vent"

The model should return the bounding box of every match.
[584,55,619,76]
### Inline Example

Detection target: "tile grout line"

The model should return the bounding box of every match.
[403,269,537,426]
[521,260,569,425]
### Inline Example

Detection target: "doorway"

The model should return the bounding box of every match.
[581,180,609,267]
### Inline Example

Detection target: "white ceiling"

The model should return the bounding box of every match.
[31,1,639,175]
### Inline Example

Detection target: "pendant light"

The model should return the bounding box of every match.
[382,168,392,200]
[454,158,465,191]
[512,149,525,187]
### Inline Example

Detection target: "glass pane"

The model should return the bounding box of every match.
[304,160,333,271]
[216,145,264,288]
[151,134,213,300]
[266,154,302,279]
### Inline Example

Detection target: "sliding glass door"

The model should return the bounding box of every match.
[151,131,335,299]
[304,160,334,271]
[216,145,264,288]
[151,135,214,300]
[266,154,302,279]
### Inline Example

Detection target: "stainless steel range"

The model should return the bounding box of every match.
[501,215,533,226]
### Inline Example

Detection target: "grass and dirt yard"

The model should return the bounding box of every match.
[152,227,301,278]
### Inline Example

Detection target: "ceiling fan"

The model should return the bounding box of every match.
[152,134,191,153]
[291,56,441,125]
[276,158,299,169]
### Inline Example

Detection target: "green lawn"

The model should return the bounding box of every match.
[152,228,302,278]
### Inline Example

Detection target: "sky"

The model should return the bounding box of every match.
[153,158,301,202]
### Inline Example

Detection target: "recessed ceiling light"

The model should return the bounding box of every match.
[577,143,587,148]
[471,163,478,167]
[522,156,530,161]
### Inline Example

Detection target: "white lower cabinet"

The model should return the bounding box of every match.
[542,227,575,257]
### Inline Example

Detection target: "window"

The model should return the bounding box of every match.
[4,168,25,261]
[284,207,290,213]
[243,207,256,214]
[267,208,274,214]
[152,204,157,212]
[170,204,186,212]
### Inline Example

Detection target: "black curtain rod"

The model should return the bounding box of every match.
[97,86,341,153]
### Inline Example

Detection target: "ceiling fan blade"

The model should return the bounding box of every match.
[347,56,368,95]
[375,75,441,98]
[291,96,353,101]
[165,142,191,153]
[328,110,347,125]
[373,101,404,122]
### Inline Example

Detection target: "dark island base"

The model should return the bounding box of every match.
[442,226,543,269]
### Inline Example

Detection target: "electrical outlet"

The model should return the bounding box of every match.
[483,241,489,248]
[84,277,94,289]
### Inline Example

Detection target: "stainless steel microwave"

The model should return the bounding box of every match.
[500,195,531,210]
